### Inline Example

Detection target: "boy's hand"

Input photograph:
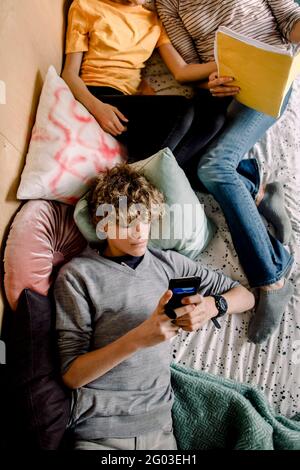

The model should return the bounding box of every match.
[134,290,180,348]
[174,294,218,332]
[92,101,128,136]
[208,71,240,97]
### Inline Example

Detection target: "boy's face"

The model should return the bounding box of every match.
[105,220,150,257]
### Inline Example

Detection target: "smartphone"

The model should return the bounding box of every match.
[166,276,221,329]
[168,276,201,310]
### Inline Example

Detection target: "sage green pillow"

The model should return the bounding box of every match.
[74,148,215,259]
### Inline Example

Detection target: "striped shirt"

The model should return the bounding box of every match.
[156,0,300,63]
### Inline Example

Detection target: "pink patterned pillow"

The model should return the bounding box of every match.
[17,66,127,204]
[4,200,87,311]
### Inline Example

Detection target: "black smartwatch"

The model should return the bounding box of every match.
[212,295,228,318]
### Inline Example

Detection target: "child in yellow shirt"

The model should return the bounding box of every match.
[62,0,233,166]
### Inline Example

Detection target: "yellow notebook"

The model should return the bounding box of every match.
[214,26,300,117]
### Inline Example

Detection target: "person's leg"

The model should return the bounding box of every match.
[179,90,262,192]
[206,153,292,244]
[74,427,177,451]
[136,420,178,450]
[74,437,136,450]
[197,95,294,343]
[172,89,231,167]
[88,87,195,162]
[257,182,293,245]
[119,95,195,162]
[89,87,255,192]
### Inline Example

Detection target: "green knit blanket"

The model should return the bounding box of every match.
[171,363,300,450]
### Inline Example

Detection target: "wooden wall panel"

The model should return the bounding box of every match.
[0,0,72,328]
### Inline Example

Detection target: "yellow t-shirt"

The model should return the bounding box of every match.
[66,0,170,95]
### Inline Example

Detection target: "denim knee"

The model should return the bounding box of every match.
[197,157,234,189]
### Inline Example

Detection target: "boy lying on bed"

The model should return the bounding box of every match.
[54,164,254,451]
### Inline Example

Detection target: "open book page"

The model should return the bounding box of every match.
[214,27,300,117]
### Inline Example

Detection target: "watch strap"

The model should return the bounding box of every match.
[212,294,228,319]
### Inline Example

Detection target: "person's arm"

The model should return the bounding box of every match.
[158,42,217,84]
[62,53,128,136]
[290,20,300,42]
[63,1,128,136]
[160,250,255,330]
[267,0,300,42]
[204,71,240,98]
[175,285,255,331]
[156,0,200,64]
[155,1,237,92]
[55,274,180,389]
[206,2,300,97]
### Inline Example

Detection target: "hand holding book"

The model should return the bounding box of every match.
[207,72,240,98]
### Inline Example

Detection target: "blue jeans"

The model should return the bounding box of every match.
[197,92,294,288]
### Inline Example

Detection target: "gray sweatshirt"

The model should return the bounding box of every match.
[54,246,239,440]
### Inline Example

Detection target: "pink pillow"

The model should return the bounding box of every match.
[4,200,87,311]
[17,66,127,204]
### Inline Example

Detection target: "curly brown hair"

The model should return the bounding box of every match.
[88,164,165,227]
